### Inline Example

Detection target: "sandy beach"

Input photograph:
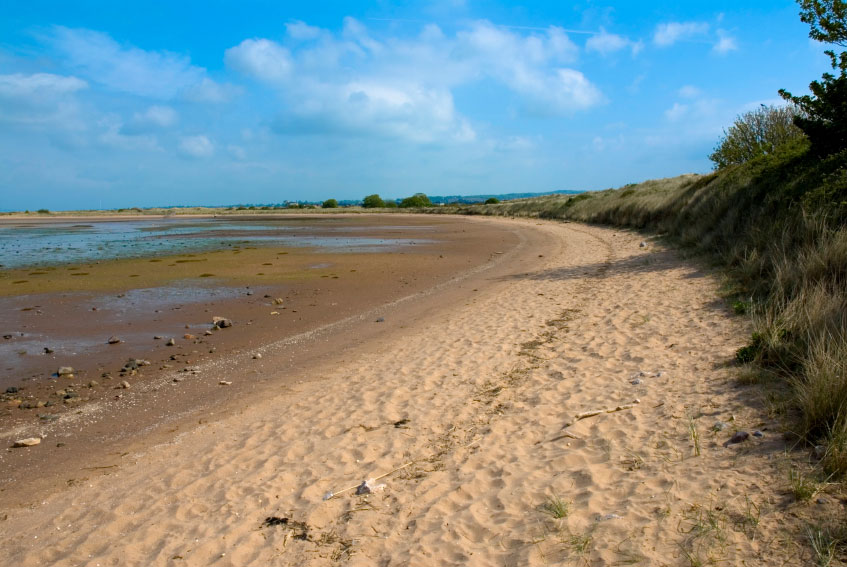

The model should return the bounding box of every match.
[1,217,810,565]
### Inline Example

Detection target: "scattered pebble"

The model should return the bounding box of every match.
[752,430,764,438]
[253,353,262,359]
[107,336,121,344]
[166,338,176,346]
[57,366,74,377]
[723,431,750,447]
[43,347,54,354]
[356,479,386,495]
[219,380,232,386]
[183,334,195,340]
[375,317,385,323]
[153,335,163,340]
[813,445,827,460]
[639,241,648,248]
[630,378,643,385]
[212,317,233,328]
[13,437,41,448]
[5,386,18,394]
[273,298,284,305]
[204,330,213,336]
[597,513,622,521]
[713,422,729,432]
[119,381,131,389]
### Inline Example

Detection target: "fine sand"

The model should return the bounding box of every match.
[1,218,808,565]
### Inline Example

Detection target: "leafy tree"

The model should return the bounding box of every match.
[384,200,398,208]
[322,198,339,208]
[362,194,385,208]
[399,193,432,208]
[708,105,804,169]
[780,0,847,154]
[484,197,500,204]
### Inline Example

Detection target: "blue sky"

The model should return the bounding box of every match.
[0,1,830,210]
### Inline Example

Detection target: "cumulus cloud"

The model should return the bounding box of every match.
[225,38,293,83]
[665,102,688,121]
[653,22,709,46]
[47,26,206,99]
[0,73,88,130]
[227,19,602,144]
[178,135,214,158]
[183,78,241,103]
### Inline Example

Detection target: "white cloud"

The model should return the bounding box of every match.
[48,26,206,99]
[228,144,247,160]
[586,29,639,56]
[0,73,87,97]
[229,19,602,144]
[179,135,214,158]
[141,105,177,127]
[225,39,293,82]
[653,22,709,47]
[713,31,738,54]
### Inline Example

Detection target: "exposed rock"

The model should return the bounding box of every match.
[5,386,18,394]
[219,380,232,386]
[273,298,284,305]
[630,378,643,385]
[88,381,98,388]
[166,338,176,346]
[153,335,163,340]
[723,431,750,447]
[57,366,74,376]
[813,445,827,460]
[107,336,121,344]
[212,317,233,328]
[120,380,131,389]
[183,334,195,340]
[375,317,385,323]
[204,330,214,336]
[752,430,764,438]
[639,241,648,248]
[253,353,262,359]
[13,437,41,448]
[712,422,730,432]
[43,347,54,354]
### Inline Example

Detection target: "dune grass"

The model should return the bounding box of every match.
[435,138,847,474]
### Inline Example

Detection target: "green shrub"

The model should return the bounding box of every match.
[485,197,500,204]
[384,201,398,208]
[399,193,432,208]
[322,198,338,208]
[362,194,385,208]
[708,105,805,169]
[36,208,50,214]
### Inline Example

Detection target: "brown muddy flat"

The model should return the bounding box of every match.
[0,214,523,507]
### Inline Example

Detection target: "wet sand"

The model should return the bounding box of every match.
[0,214,519,507]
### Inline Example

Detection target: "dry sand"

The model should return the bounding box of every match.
[1,218,808,566]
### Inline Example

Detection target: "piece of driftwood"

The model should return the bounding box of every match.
[562,399,640,428]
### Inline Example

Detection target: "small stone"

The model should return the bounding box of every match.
[166,338,176,346]
[153,335,163,340]
[246,291,254,296]
[13,437,41,448]
[107,336,121,344]
[752,430,764,438]
[5,386,18,394]
[813,445,827,460]
[212,317,232,328]
[3,334,12,339]
[817,497,828,505]
[219,380,232,386]
[639,241,648,248]
[88,381,98,388]
[183,334,195,340]
[712,422,729,432]
[137,359,151,366]
[43,347,54,354]
[630,378,643,385]
[375,317,385,323]
[204,330,213,336]
[253,353,262,359]
[120,380,131,389]
[63,391,79,399]
[355,478,386,495]
[273,298,284,305]
[723,431,750,447]
[57,366,74,376]
[597,513,622,521]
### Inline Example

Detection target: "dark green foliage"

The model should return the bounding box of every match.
[384,200,398,208]
[362,194,385,208]
[36,208,50,214]
[485,197,500,204]
[708,105,805,169]
[780,0,847,154]
[322,198,339,208]
[399,193,432,208]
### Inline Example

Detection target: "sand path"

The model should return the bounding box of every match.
[2,219,801,566]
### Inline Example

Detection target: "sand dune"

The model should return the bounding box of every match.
[2,219,802,566]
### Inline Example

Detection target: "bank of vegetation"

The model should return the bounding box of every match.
[435,1,847,485]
